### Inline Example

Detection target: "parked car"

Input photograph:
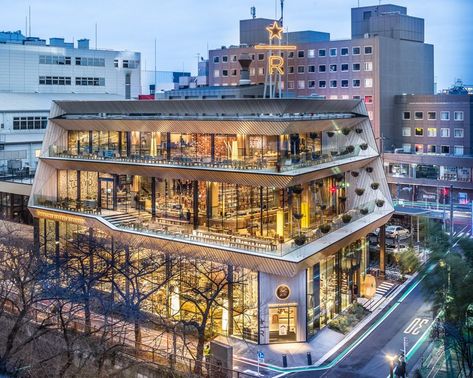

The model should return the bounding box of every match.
[386,244,409,253]
[385,225,410,238]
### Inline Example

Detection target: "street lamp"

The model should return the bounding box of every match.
[386,354,397,378]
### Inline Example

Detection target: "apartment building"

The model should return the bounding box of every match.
[29,98,393,344]
[207,5,434,143]
[385,94,473,204]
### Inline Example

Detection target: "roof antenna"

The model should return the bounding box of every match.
[250,6,256,19]
[280,0,284,26]
[28,5,31,37]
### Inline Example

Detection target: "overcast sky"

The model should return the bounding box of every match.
[1,0,471,90]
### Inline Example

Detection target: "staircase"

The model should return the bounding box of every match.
[103,211,152,227]
[363,281,398,312]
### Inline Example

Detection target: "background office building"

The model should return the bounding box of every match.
[206,4,434,143]
[385,93,473,205]
[30,98,393,344]
[0,30,141,223]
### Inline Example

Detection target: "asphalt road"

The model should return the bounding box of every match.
[287,274,432,378]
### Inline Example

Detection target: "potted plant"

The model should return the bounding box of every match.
[294,234,307,246]
[360,143,369,150]
[360,208,369,215]
[319,224,331,234]
[319,204,327,211]
[293,212,304,220]
[342,213,352,223]
[338,195,347,203]
[335,174,344,182]
[351,171,359,178]
[317,180,324,188]
[355,128,363,134]
[291,185,303,195]
[346,145,355,153]
[309,132,318,140]
[341,127,351,136]
[375,199,385,207]
[327,131,335,138]
[355,188,365,196]
[366,167,373,173]
[371,182,380,190]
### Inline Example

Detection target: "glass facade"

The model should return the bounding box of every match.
[307,239,366,339]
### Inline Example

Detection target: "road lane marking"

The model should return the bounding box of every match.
[404,318,430,335]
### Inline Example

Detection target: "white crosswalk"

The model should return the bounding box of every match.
[362,281,398,312]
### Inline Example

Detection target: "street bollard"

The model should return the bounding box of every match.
[282,354,288,367]
[307,352,312,365]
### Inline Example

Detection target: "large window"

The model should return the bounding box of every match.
[364,78,373,88]
[75,77,105,86]
[427,128,437,137]
[402,127,411,136]
[440,128,450,137]
[364,62,373,71]
[415,128,424,136]
[39,55,71,65]
[39,76,71,85]
[454,128,464,138]
[364,46,373,54]
[414,112,423,120]
[454,111,464,121]
[454,145,464,156]
[329,48,337,57]
[75,57,105,67]
[318,49,326,57]
[318,65,326,73]
[352,63,360,71]
[403,112,411,120]
[123,60,139,68]
[352,79,360,88]
[441,111,450,121]
[352,46,360,55]
[340,47,349,56]
[13,116,48,130]
[428,112,436,120]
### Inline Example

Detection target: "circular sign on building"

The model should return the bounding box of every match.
[276,285,290,300]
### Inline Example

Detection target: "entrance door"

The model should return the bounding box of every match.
[269,306,297,343]
[99,178,114,210]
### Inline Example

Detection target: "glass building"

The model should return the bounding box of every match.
[29,98,393,344]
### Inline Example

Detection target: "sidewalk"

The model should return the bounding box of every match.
[227,272,419,369]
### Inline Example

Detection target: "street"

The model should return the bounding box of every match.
[286,273,432,377]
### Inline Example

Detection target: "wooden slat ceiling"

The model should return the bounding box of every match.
[53,98,367,117]
[41,155,377,188]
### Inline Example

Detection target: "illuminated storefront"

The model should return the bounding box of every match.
[30,98,393,344]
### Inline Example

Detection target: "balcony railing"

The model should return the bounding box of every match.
[61,112,356,122]
[46,145,363,173]
[32,195,378,257]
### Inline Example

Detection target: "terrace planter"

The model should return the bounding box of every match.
[366,167,374,173]
[360,143,369,150]
[371,182,380,190]
[375,199,385,208]
[360,208,369,215]
[294,234,307,246]
[346,145,355,153]
[319,224,331,234]
[355,188,365,196]
[341,127,351,136]
[293,213,304,220]
[335,174,344,182]
[327,131,335,138]
[338,196,347,203]
[355,128,363,134]
[351,171,360,178]
[309,132,318,140]
[291,185,303,195]
[342,214,352,224]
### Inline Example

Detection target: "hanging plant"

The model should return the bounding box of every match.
[317,180,324,188]
[335,174,344,182]
[360,208,369,215]
[371,182,380,190]
[293,212,304,220]
[375,199,385,207]
[346,145,355,153]
[319,204,327,211]
[319,224,331,234]
[291,185,303,195]
[341,127,351,136]
[366,167,374,173]
[360,143,369,150]
[294,234,307,246]
[351,171,360,178]
[355,128,363,134]
[309,132,318,140]
[355,188,365,196]
[338,195,347,203]
[342,213,352,224]
[327,131,335,138]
